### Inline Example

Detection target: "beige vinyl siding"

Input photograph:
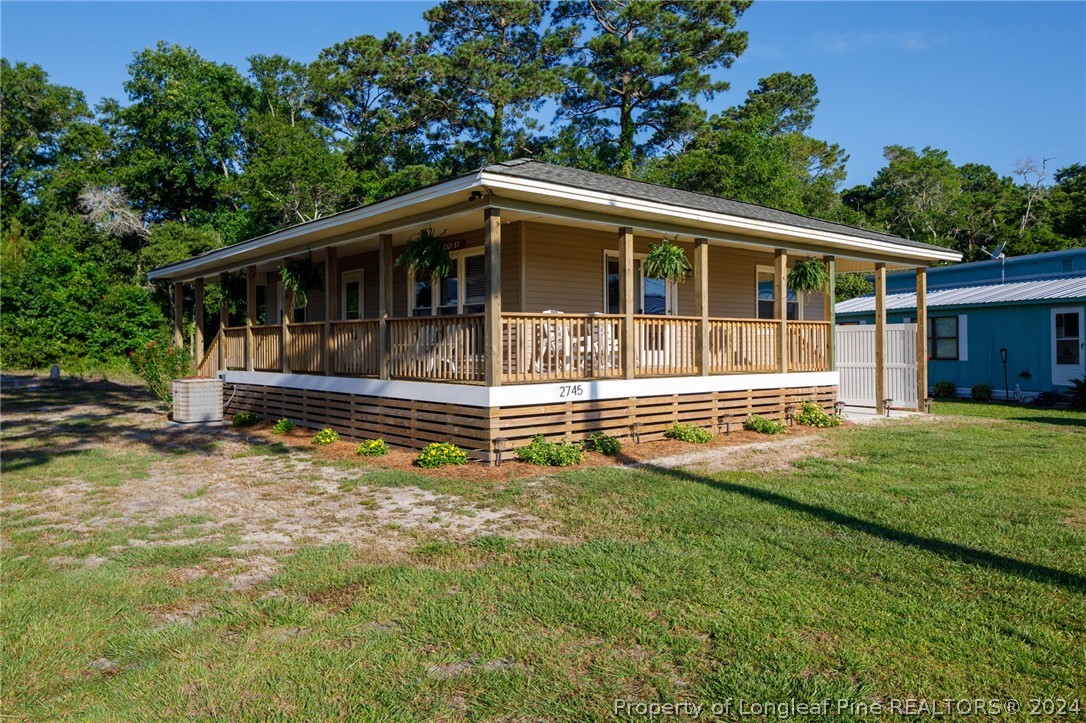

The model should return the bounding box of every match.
[522,221,782,318]
[500,221,522,312]
[337,250,379,319]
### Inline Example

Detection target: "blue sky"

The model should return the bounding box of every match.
[2,1,1083,186]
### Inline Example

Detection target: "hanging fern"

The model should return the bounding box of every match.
[787,258,829,295]
[395,227,453,279]
[642,238,691,283]
[280,255,323,308]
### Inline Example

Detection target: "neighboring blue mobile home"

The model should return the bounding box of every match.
[836,248,1086,400]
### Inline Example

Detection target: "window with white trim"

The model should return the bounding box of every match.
[342,270,364,320]
[756,266,800,320]
[927,316,959,360]
[410,249,485,316]
[603,252,677,315]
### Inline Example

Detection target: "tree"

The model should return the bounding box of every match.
[1049,164,1086,243]
[554,0,750,177]
[0,59,108,220]
[722,71,819,136]
[424,0,571,167]
[248,54,315,126]
[108,42,254,222]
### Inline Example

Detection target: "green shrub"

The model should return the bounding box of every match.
[933,380,956,399]
[971,384,993,402]
[794,401,841,428]
[271,418,296,434]
[744,415,785,435]
[1070,377,1086,409]
[355,439,389,457]
[416,442,468,468]
[312,428,339,446]
[232,411,260,427]
[516,435,586,466]
[664,423,713,444]
[129,340,192,407]
[586,431,622,456]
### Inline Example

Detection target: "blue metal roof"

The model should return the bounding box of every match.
[836,274,1086,314]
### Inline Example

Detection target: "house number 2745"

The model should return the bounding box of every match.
[558,384,584,399]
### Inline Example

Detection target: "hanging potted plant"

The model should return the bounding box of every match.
[642,237,691,283]
[787,257,830,302]
[280,254,324,308]
[394,227,454,279]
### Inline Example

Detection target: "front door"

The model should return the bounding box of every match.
[1052,307,1085,387]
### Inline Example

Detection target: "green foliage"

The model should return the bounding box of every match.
[394,227,453,279]
[586,432,622,456]
[787,258,829,294]
[971,384,993,402]
[516,435,585,467]
[1068,378,1086,409]
[280,255,324,307]
[793,402,841,428]
[664,423,714,444]
[642,239,691,283]
[127,341,192,407]
[312,428,339,446]
[744,415,785,434]
[355,438,390,457]
[271,418,296,434]
[553,0,750,177]
[232,411,260,427]
[415,442,468,468]
[933,381,957,399]
[835,273,873,303]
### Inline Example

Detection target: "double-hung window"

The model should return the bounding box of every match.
[927,316,959,360]
[755,266,800,320]
[411,250,485,316]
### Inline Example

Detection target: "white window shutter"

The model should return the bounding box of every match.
[958,314,969,361]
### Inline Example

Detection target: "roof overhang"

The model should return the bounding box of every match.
[149,169,961,282]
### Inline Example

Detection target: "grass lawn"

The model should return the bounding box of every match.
[3,379,1085,719]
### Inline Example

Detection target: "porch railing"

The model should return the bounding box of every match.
[788,321,831,372]
[502,313,624,383]
[251,325,282,372]
[388,315,485,383]
[708,319,780,374]
[212,313,829,384]
[331,319,380,376]
[287,321,325,374]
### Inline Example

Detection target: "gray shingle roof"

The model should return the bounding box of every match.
[483,159,947,253]
[836,275,1086,314]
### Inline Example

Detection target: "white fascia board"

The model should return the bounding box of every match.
[148,174,483,280]
[479,173,962,264]
[221,370,839,408]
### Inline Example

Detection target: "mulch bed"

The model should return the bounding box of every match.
[232,419,832,483]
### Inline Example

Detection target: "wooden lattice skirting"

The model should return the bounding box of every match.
[224,383,837,464]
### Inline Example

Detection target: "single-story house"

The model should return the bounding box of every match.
[836,248,1086,400]
[150,160,959,461]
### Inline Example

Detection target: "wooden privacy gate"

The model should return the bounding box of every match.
[835,324,918,408]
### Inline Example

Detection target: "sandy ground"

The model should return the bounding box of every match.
[2,374,861,590]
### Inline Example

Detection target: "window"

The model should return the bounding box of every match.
[604,253,675,315]
[292,298,306,323]
[411,250,484,316]
[342,270,364,320]
[928,316,959,360]
[1055,311,1081,365]
[756,267,799,320]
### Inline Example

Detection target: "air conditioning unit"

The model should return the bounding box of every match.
[172,378,223,423]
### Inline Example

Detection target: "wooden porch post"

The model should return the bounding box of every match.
[324,247,338,376]
[245,265,257,372]
[694,238,710,375]
[378,233,393,380]
[282,263,294,374]
[874,262,887,414]
[194,278,205,361]
[484,208,502,387]
[218,288,228,372]
[824,255,836,370]
[915,265,928,411]
[173,281,184,349]
[774,249,788,373]
[619,227,635,379]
